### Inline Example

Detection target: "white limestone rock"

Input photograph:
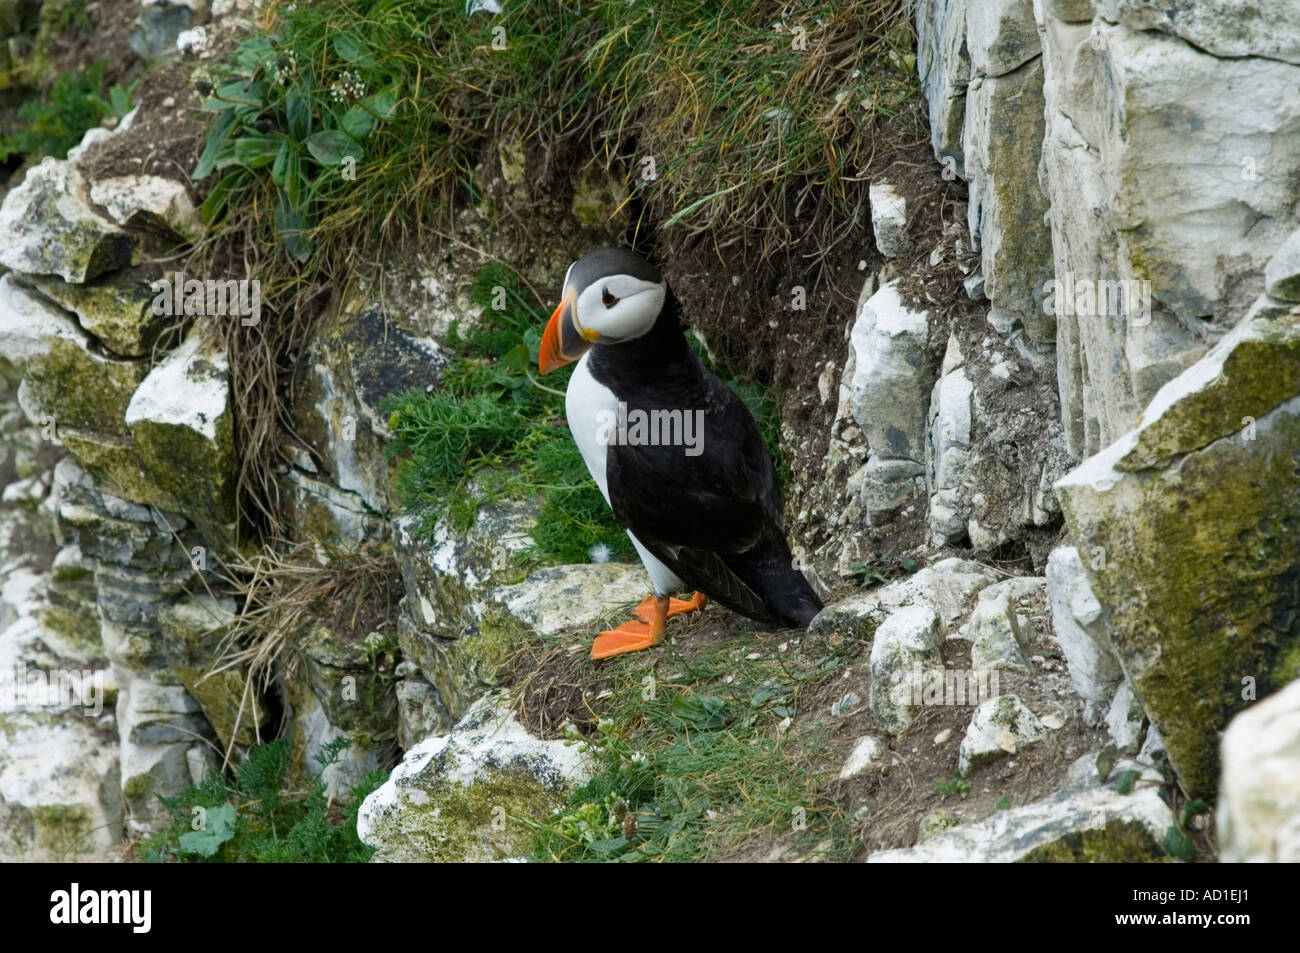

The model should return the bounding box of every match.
[869,755,1173,862]
[486,563,648,637]
[1095,0,1300,65]
[0,274,148,437]
[958,694,1046,774]
[839,735,886,780]
[964,580,1038,673]
[1105,680,1146,755]
[1045,546,1121,726]
[967,0,1041,78]
[0,157,129,284]
[90,174,203,242]
[1219,679,1300,862]
[869,604,942,735]
[925,335,974,543]
[1040,17,1300,454]
[849,281,935,463]
[963,57,1054,341]
[869,182,910,259]
[124,322,236,543]
[0,709,123,861]
[914,0,971,171]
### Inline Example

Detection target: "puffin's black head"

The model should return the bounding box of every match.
[539,248,667,373]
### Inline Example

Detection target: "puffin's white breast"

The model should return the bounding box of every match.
[566,353,684,597]
[566,352,617,505]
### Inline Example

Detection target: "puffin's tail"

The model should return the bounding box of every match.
[746,535,823,628]
[767,564,823,628]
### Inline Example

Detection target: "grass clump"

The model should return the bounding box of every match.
[520,628,858,862]
[192,0,919,267]
[201,540,403,762]
[932,771,970,798]
[140,737,386,863]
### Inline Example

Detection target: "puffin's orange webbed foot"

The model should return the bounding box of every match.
[593,593,708,660]
[632,591,707,624]
[590,620,660,660]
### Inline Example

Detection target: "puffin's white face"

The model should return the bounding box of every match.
[570,271,665,344]
[539,249,668,374]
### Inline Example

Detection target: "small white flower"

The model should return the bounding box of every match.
[330,69,366,104]
[273,50,298,85]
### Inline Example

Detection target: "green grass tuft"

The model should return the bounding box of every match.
[140,737,386,863]
[525,630,857,863]
[191,0,919,268]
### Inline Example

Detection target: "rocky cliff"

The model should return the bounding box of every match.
[0,0,1296,862]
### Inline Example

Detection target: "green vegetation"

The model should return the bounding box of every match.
[0,0,92,91]
[0,60,136,163]
[522,627,857,862]
[848,551,920,587]
[141,737,386,863]
[192,0,918,268]
[194,32,399,260]
[932,771,970,798]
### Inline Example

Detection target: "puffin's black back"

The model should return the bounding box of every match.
[588,291,823,628]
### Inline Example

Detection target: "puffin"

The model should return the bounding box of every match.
[538,247,823,659]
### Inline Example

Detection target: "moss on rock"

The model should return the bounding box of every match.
[125,324,237,547]
[1017,819,1172,863]
[358,693,591,862]
[1058,390,1300,797]
[29,273,167,358]
[58,428,181,511]
[1118,304,1300,471]
[31,803,96,858]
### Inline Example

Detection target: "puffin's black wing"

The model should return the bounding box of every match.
[605,363,820,627]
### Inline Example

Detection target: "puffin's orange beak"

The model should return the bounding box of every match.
[539,289,595,374]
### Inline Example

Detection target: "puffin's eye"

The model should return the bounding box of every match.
[602,288,619,308]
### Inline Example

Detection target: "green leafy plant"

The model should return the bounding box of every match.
[932,771,970,798]
[848,552,920,587]
[193,31,399,259]
[141,737,386,863]
[1164,796,1210,863]
[86,77,140,123]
